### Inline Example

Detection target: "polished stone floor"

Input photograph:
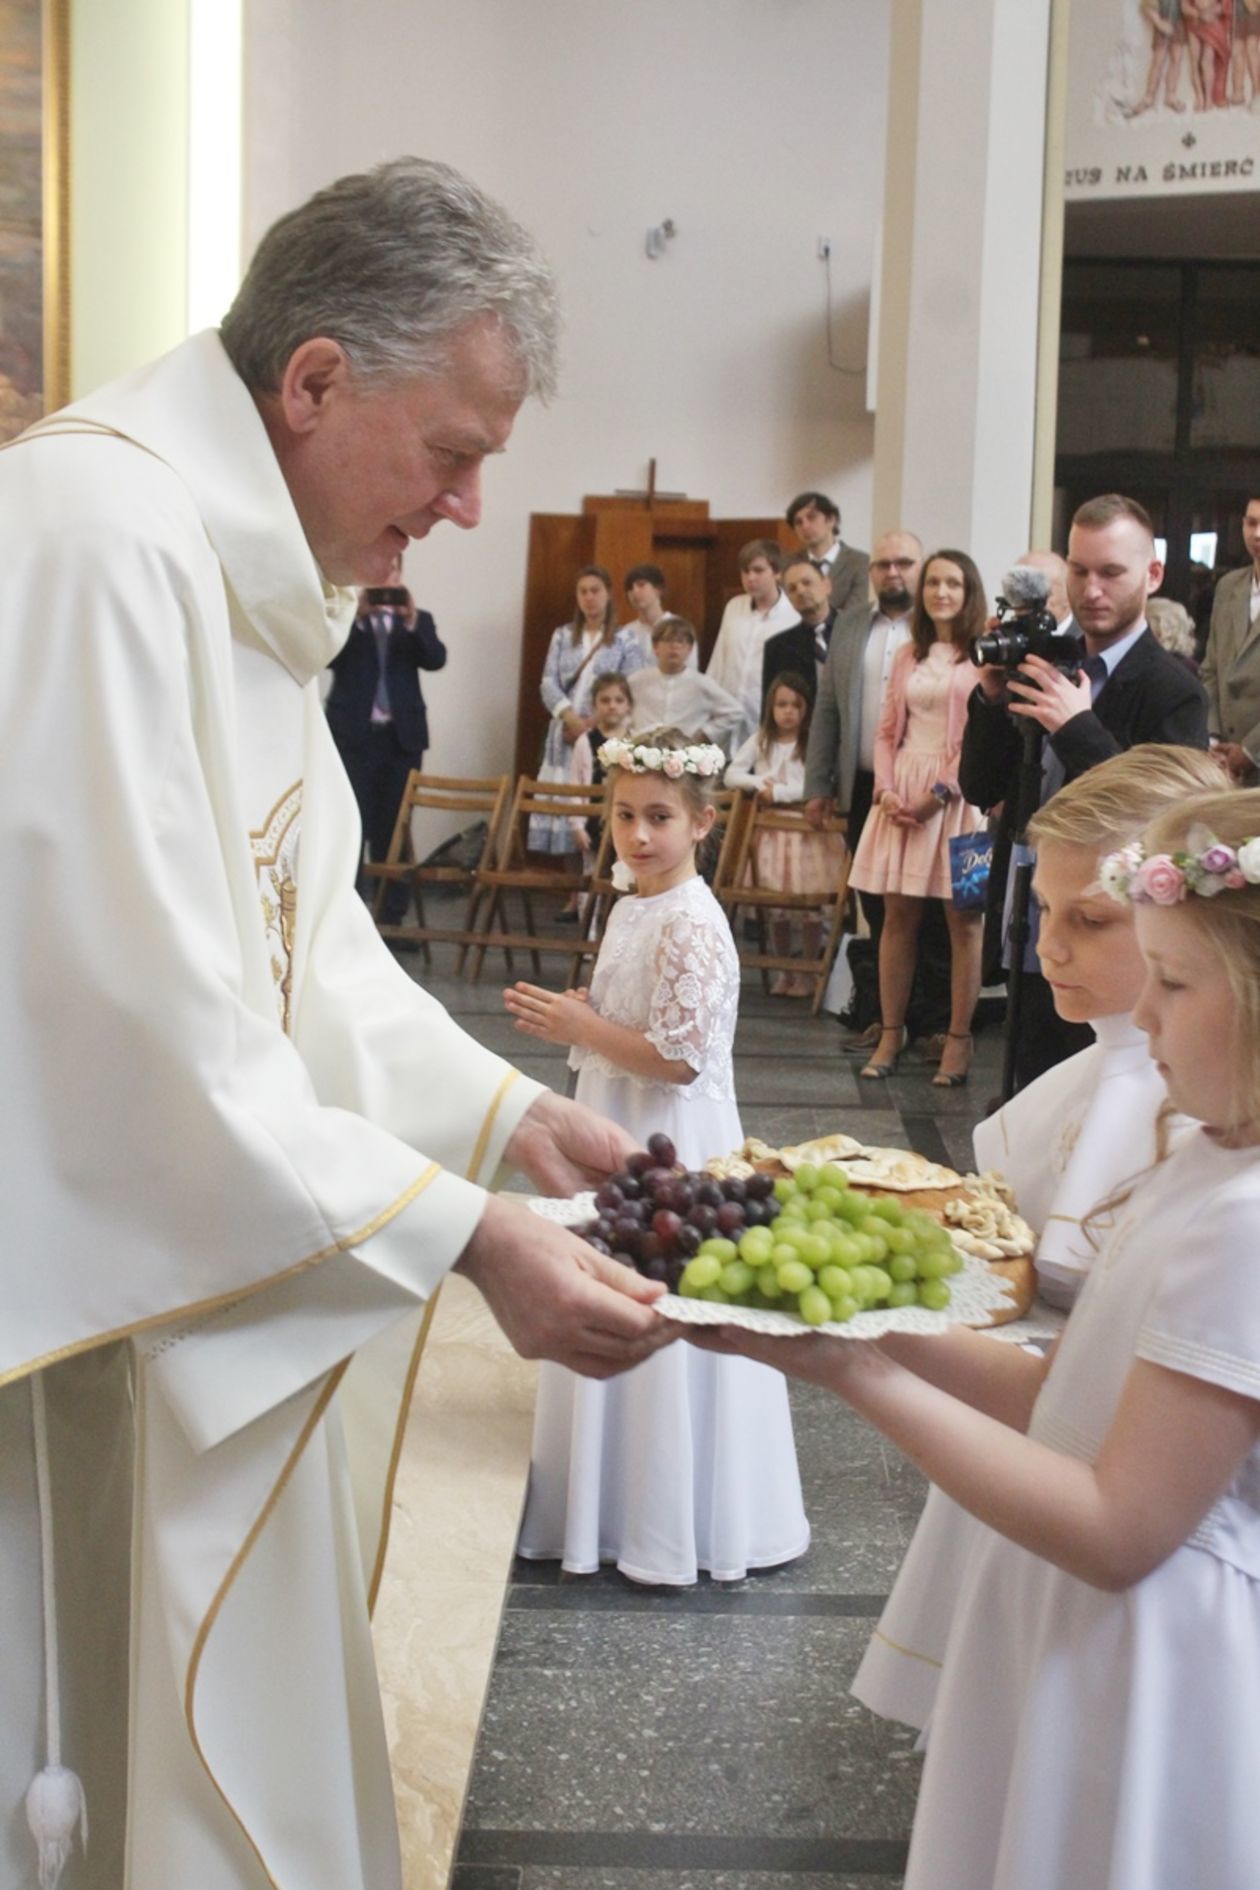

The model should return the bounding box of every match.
[411,940,1001,1890]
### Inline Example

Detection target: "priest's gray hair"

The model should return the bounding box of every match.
[220,156,560,400]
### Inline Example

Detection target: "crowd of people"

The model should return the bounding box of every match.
[6,145,1260,1890]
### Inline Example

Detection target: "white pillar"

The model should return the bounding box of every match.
[872,0,1059,592]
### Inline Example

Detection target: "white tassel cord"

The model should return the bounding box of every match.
[25,1372,88,1889]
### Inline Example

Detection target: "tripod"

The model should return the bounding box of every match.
[999,716,1046,1105]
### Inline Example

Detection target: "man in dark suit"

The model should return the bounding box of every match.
[786,490,869,616]
[1199,495,1260,783]
[961,493,1210,1088]
[762,557,835,707]
[326,557,447,923]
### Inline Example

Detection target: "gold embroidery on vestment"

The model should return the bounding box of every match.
[250,782,302,1033]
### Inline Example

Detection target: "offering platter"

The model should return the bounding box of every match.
[529,1128,1035,1340]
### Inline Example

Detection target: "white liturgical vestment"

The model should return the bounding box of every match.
[0,332,543,1890]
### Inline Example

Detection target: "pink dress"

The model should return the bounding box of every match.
[849,641,983,901]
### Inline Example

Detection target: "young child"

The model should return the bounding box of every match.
[725,671,845,996]
[626,617,743,748]
[851,744,1224,1734]
[695,778,1260,1888]
[504,727,809,1584]
[567,671,634,860]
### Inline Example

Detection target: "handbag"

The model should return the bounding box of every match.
[949,830,992,910]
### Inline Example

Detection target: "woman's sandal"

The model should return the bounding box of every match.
[931,1030,973,1088]
[860,1026,907,1080]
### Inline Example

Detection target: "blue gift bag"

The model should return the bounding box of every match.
[949,830,992,910]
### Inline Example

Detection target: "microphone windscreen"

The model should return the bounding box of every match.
[1000,565,1050,611]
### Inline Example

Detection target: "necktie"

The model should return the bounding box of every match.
[372,614,391,717]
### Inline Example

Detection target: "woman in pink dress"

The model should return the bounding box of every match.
[849,549,987,1086]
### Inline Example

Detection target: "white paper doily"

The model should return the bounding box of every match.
[527,1193,1017,1339]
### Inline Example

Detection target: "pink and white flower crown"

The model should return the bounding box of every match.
[1100,831,1260,906]
[597,736,726,780]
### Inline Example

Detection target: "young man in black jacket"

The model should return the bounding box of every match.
[960,494,1210,1088]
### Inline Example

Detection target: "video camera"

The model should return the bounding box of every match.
[970,567,1082,677]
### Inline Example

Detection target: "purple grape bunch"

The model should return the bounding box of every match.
[580,1132,776,1290]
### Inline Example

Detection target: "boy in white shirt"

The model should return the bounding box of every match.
[707,539,800,743]
[630,617,743,747]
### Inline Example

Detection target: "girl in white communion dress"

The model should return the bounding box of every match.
[504,728,809,1584]
[852,744,1223,1733]
[694,762,1260,1890]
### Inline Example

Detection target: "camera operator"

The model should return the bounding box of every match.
[326,552,447,924]
[960,495,1209,1088]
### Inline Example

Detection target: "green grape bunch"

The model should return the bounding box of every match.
[576,1141,963,1328]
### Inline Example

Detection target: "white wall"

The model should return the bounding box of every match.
[70,0,188,396]
[244,0,889,789]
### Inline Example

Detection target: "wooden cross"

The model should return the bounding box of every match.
[613,457,687,505]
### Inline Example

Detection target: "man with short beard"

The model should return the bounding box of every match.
[961,493,1209,1086]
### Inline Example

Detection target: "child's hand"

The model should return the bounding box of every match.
[504,980,593,1047]
[756,779,777,804]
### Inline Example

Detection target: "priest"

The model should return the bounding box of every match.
[0,158,670,1890]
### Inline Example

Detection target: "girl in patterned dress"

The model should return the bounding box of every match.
[725,671,845,996]
[504,727,808,1584]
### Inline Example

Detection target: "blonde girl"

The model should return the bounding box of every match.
[851,743,1227,1735]
[696,781,1260,1889]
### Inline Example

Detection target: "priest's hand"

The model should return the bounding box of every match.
[456,1193,672,1378]
[503,1088,639,1196]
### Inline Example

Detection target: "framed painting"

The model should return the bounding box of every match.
[0,0,69,444]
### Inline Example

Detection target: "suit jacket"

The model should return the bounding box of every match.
[959,626,1210,824]
[761,611,836,708]
[960,627,1210,981]
[1199,565,1260,756]
[325,606,447,756]
[824,543,870,615]
[802,600,883,811]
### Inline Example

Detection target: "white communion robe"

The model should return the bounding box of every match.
[0,331,544,1890]
[851,1017,1179,1733]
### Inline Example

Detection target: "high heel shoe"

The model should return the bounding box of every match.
[860,1026,906,1080]
[931,1031,973,1088]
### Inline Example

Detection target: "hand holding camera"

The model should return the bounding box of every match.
[1003,653,1093,737]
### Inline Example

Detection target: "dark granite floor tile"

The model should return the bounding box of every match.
[510,1871,901,1890]
[733,1016,853,1059]
[464,1612,922,1840]
[731,1107,912,1151]
[733,1062,860,1108]
[450,1868,522,1890]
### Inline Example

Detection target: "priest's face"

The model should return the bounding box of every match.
[267,317,524,585]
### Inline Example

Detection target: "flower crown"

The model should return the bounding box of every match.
[1099,832,1260,905]
[597,737,726,779]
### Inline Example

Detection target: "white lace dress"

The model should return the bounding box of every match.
[517,875,810,1583]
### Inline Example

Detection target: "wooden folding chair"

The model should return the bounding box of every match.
[364,772,511,969]
[718,799,850,1014]
[466,776,608,982]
